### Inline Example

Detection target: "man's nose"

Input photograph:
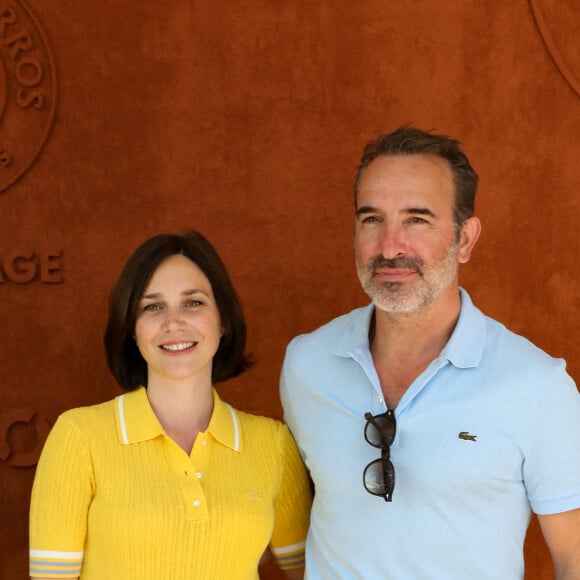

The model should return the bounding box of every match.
[378,224,408,259]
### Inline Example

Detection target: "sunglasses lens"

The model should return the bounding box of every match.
[363,459,385,494]
[364,413,396,447]
[363,457,395,500]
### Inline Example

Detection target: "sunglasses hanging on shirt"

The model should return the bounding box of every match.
[363,410,396,502]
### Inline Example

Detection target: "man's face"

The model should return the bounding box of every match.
[354,153,469,314]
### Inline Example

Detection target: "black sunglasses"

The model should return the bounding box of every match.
[363,410,396,502]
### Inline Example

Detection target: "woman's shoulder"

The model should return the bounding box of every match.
[233,406,283,429]
[232,407,295,444]
[38,396,120,458]
[56,396,119,431]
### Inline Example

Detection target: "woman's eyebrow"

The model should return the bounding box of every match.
[141,288,209,300]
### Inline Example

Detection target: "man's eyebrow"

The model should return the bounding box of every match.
[355,205,378,217]
[355,206,436,218]
[405,207,436,217]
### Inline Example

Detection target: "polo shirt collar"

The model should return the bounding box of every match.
[206,389,242,452]
[440,288,486,368]
[115,386,242,451]
[334,288,486,369]
[335,303,374,360]
[115,387,162,445]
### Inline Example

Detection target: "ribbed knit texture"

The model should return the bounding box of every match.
[30,389,312,579]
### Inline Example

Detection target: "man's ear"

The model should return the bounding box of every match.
[457,216,481,264]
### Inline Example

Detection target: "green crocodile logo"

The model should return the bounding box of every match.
[458,431,477,442]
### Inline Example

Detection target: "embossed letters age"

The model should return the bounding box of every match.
[0,250,63,283]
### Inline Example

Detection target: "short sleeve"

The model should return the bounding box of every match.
[279,340,299,433]
[524,364,580,514]
[269,423,313,571]
[29,412,95,578]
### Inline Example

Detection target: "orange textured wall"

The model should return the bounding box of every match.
[1,0,578,578]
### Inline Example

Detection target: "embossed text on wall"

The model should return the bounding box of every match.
[0,249,63,282]
[0,0,57,193]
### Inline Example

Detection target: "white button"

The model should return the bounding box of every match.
[377,396,384,404]
[193,499,201,507]
[196,472,202,479]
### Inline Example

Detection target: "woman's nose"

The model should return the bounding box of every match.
[161,307,186,329]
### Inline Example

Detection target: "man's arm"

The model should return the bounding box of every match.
[538,508,580,579]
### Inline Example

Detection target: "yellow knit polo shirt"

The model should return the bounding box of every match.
[29,387,312,579]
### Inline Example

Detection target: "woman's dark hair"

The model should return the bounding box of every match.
[104,231,252,390]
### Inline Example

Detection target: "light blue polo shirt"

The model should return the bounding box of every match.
[280,289,580,580]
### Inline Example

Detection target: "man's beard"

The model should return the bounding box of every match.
[356,243,460,314]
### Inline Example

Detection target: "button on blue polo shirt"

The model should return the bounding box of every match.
[281,289,580,579]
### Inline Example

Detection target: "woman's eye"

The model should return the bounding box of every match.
[184,299,202,308]
[143,303,161,312]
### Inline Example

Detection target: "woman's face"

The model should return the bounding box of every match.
[134,254,223,386]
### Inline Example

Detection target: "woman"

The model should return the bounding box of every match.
[29,231,312,580]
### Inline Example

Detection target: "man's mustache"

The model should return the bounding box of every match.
[367,255,424,272]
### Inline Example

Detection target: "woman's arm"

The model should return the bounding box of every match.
[29,413,93,579]
[270,424,313,578]
[283,567,305,580]
[258,549,305,580]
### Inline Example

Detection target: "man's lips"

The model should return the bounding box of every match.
[373,268,418,281]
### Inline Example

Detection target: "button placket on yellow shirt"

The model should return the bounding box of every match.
[164,435,210,521]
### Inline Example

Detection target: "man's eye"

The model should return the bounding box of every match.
[409,217,428,224]
[361,215,380,224]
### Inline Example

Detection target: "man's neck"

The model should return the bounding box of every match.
[369,287,462,408]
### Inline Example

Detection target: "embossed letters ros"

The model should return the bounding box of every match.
[0,0,56,193]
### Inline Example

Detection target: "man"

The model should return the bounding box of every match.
[280,127,580,579]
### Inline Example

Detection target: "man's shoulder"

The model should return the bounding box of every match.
[286,305,369,354]
[482,312,570,377]
[460,289,567,372]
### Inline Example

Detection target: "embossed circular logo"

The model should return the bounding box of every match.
[530,0,580,97]
[0,0,56,193]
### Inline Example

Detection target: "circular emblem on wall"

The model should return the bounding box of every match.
[0,0,56,194]
[530,0,580,97]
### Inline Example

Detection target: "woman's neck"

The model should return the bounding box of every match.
[146,375,214,454]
